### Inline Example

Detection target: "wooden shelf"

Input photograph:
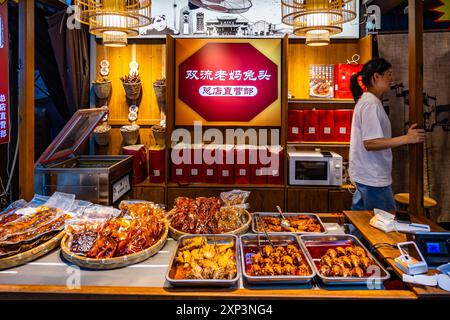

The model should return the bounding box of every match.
[288,98,355,104]
[167,182,285,189]
[288,141,350,147]
[133,180,166,188]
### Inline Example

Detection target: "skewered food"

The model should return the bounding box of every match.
[167,195,249,235]
[171,237,237,280]
[66,202,166,258]
[318,246,374,278]
[0,206,71,258]
[249,244,311,277]
[255,215,322,233]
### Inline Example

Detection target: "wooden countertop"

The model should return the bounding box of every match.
[344,210,450,299]
[0,222,416,300]
[0,284,416,300]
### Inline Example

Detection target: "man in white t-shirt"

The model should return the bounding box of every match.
[349,58,425,211]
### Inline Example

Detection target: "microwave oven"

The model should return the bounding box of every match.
[288,147,343,186]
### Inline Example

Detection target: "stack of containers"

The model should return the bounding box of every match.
[335,110,353,142]
[203,144,218,183]
[189,144,204,183]
[171,143,190,183]
[148,147,165,183]
[319,110,335,141]
[234,145,251,184]
[250,145,268,184]
[218,144,235,184]
[288,110,303,142]
[303,109,320,141]
[267,145,284,185]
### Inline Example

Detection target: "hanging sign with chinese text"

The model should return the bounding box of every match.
[176,39,281,126]
[0,2,9,144]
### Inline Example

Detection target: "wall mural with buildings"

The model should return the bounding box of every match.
[136,0,359,38]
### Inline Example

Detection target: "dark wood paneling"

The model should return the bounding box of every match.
[287,188,329,213]
[128,186,165,205]
[329,189,353,213]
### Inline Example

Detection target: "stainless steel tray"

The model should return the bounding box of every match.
[298,234,391,286]
[252,212,327,235]
[240,234,316,285]
[166,234,240,287]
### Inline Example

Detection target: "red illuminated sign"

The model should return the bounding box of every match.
[178,42,278,122]
[0,2,9,144]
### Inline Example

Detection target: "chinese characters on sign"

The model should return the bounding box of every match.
[0,2,9,144]
[178,42,279,123]
[186,69,271,97]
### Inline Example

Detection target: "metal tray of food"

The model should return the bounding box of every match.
[252,212,327,235]
[166,234,240,287]
[298,234,390,286]
[240,234,316,285]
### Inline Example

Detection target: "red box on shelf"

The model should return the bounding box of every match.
[234,145,250,185]
[288,110,303,142]
[122,145,148,185]
[334,63,363,99]
[303,109,320,141]
[171,143,189,183]
[189,144,204,183]
[319,110,336,141]
[250,146,268,184]
[267,146,284,185]
[203,144,218,184]
[148,148,165,183]
[335,109,354,142]
[218,145,234,184]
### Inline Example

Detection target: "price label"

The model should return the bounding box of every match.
[113,175,131,203]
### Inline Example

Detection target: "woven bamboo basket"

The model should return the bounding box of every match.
[60,221,169,270]
[153,82,166,115]
[122,82,142,100]
[168,211,251,240]
[94,125,111,146]
[0,232,64,271]
[120,125,140,145]
[93,80,112,99]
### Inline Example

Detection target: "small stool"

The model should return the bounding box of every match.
[394,193,438,219]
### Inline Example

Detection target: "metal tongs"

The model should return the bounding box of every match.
[276,205,291,228]
[257,215,274,257]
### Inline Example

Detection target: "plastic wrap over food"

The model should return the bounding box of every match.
[44,192,76,212]
[220,189,250,207]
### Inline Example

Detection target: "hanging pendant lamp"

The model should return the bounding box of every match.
[74,0,152,47]
[281,0,357,45]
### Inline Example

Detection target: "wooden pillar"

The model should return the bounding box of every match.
[408,0,424,216]
[18,0,35,200]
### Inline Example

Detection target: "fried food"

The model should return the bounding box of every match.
[248,244,311,277]
[172,236,237,280]
[256,215,322,233]
[318,246,374,278]
[67,202,166,258]
[168,196,248,235]
[0,206,70,257]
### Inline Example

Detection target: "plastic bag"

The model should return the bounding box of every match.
[44,192,76,211]
[220,189,251,206]
[82,204,121,220]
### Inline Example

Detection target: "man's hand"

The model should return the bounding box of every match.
[405,123,426,144]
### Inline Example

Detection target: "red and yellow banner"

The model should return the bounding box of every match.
[0,2,9,144]
[176,38,282,126]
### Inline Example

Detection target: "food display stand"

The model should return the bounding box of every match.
[0,219,417,300]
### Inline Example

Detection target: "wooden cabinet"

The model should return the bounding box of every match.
[287,188,329,213]
[129,186,165,205]
[329,189,354,213]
